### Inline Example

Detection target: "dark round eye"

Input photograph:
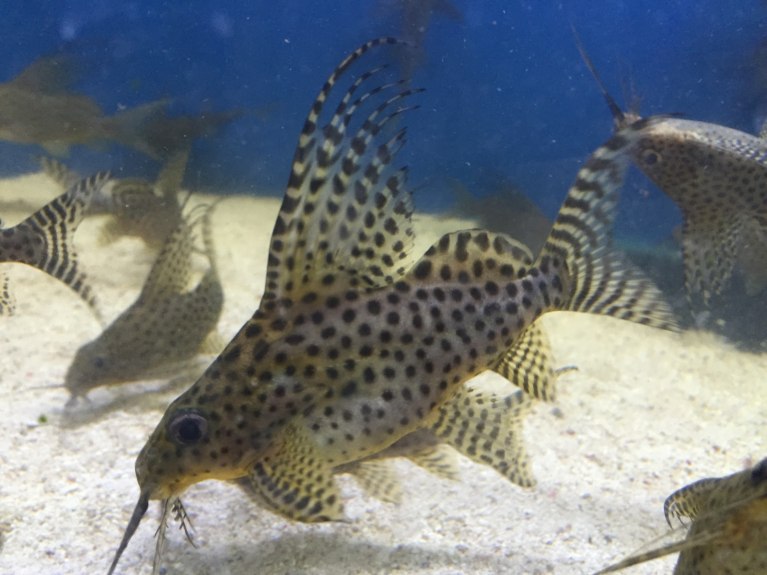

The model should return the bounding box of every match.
[752,458,767,485]
[93,357,105,369]
[641,149,661,166]
[168,411,208,445]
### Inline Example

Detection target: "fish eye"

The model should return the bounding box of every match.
[641,149,661,166]
[93,357,105,369]
[752,458,767,484]
[168,411,208,445]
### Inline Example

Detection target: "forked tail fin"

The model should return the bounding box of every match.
[539,123,677,331]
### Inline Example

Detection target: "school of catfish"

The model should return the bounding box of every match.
[0,11,763,575]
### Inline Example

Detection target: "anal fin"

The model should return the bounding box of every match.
[430,386,535,488]
[249,423,345,522]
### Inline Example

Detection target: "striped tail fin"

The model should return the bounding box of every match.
[539,121,677,331]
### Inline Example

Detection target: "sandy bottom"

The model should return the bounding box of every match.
[0,174,764,575]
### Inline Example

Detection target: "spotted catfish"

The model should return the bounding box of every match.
[0,173,108,320]
[576,33,767,304]
[595,458,767,574]
[107,38,675,573]
[65,202,223,403]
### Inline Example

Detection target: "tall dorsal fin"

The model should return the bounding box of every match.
[11,54,76,93]
[138,204,213,302]
[264,38,420,302]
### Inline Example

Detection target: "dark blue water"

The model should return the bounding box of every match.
[1,1,766,245]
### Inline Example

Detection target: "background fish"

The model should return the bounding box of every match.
[595,458,767,574]
[107,38,676,573]
[42,150,188,250]
[0,54,168,156]
[65,201,223,402]
[0,173,108,320]
[576,32,767,306]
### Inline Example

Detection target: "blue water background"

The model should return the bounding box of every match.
[1,1,766,245]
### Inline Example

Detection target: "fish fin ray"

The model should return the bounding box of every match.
[264,38,420,301]
[430,387,534,488]
[493,321,557,401]
[249,423,345,522]
[539,125,678,330]
[8,173,108,320]
[407,444,461,481]
[38,156,80,190]
[347,460,402,503]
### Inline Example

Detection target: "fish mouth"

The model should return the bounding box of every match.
[107,490,150,575]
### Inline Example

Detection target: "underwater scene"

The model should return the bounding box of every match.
[0,1,765,574]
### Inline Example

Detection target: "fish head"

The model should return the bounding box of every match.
[64,338,125,397]
[134,358,262,501]
[628,117,766,198]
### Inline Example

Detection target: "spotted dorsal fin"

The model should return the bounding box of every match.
[408,229,535,285]
[264,38,420,302]
[248,422,345,522]
[0,173,108,320]
[493,321,557,401]
[346,460,403,504]
[430,386,534,488]
[139,204,214,303]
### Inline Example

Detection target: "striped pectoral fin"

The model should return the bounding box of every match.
[430,386,535,488]
[664,477,721,527]
[493,321,557,401]
[345,460,403,504]
[248,424,345,522]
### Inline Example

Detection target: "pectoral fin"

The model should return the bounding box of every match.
[346,460,403,504]
[249,423,345,522]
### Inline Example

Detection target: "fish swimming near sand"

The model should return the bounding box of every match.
[0,54,167,156]
[595,457,767,574]
[576,32,767,305]
[65,200,223,403]
[42,150,188,250]
[106,38,676,573]
[0,173,108,320]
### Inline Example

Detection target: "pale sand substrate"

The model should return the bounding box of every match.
[0,173,764,575]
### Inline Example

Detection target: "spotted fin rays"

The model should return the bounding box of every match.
[0,172,109,321]
[108,38,676,573]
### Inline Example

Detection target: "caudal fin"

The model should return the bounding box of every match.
[539,123,677,331]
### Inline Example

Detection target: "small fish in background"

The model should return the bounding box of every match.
[0,173,108,321]
[595,458,767,574]
[106,38,676,573]
[575,31,767,306]
[446,175,552,256]
[0,53,168,157]
[41,150,188,250]
[376,0,464,80]
[64,201,224,404]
